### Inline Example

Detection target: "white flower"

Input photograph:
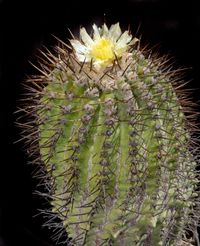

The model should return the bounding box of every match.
[70,23,137,70]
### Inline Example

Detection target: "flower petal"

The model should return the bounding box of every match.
[70,39,88,54]
[92,24,101,41]
[102,24,109,37]
[129,37,140,46]
[80,28,94,47]
[114,31,132,56]
[117,30,132,46]
[108,23,122,41]
[115,31,132,55]
[76,53,90,62]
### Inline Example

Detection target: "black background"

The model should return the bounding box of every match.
[1,0,200,245]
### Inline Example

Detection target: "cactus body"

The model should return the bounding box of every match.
[20,23,200,245]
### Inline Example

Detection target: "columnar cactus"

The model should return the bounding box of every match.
[19,23,200,245]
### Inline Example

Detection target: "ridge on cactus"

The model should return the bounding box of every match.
[17,22,200,245]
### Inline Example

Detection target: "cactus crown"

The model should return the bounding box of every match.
[18,23,200,245]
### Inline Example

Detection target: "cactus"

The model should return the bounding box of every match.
[19,23,200,245]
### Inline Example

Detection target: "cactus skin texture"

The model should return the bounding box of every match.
[19,23,200,245]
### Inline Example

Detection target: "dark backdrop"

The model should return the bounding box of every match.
[1,0,200,245]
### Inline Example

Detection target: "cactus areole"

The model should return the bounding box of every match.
[20,23,200,245]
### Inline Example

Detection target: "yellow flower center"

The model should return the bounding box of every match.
[90,38,115,61]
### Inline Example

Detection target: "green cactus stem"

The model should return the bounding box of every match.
[18,23,200,245]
